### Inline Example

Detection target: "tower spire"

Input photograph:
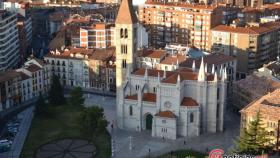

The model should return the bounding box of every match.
[198,57,205,81]
[116,0,137,24]
[192,60,196,71]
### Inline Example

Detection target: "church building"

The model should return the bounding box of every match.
[116,0,227,140]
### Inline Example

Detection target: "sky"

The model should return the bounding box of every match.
[132,0,146,6]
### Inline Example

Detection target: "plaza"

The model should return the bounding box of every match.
[84,93,240,158]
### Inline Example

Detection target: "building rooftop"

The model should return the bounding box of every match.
[212,21,280,35]
[155,110,176,118]
[140,50,166,59]
[116,0,137,24]
[145,1,217,10]
[241,89,280,121]
[181,97,199,107]
[0,70,21,82]
[160,54,186,65]
[132,68,215,83]
[25,64,41,72]
[125,93,156,103]
[234,75,280,99]
[180,53,236,68]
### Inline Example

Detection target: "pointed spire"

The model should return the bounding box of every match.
[223,67,227,81]
[204,63,208,73]
[176,59,179,67]
[198,57,205,81]
[157,72,160,84]
[163,69,166,78]
[214,71,218,82]
[116,0,137,24]
[144,67,148,79]
[192,60,196,71]
[212,64,215,74]
[172,62,174,70]
[177,74,181,84]
[219,65,223,77]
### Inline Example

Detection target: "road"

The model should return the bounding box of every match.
[0,107,35,158]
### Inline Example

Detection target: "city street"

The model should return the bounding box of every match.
[0,107,35,158]
[84,94,240,158]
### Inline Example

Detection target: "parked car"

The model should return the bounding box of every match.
[0,139,12,153]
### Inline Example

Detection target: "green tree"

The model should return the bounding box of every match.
[35,93,46,116]
[234,111,272,155]
[49,74,65,106]
[69,87,84,107]
[78,106,108,134]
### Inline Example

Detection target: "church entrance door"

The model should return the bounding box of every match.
[146,114,153,130]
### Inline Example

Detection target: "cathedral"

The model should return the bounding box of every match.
[116,0,227,139]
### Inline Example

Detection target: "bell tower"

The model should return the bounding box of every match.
[115,0,138,129]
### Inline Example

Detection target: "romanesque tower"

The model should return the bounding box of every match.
[115,0,138,129]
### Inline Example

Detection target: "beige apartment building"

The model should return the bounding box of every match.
[211,21,280,78]
[138,1,226,51]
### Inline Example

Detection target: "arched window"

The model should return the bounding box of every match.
[125,29,128,38]
[190,113,194,123]
[120,28,124,38]
[129,106,133,116]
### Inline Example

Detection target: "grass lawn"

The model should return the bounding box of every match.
[20,105,111,158]
[157,149,207,158]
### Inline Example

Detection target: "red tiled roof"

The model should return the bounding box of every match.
[143,93,156,102]
[212,21,280,35]
[142,50,166,59]
[125,93,156,103]
[19,72,30,80]
[132,68,175,78]
[181,97,199,107]
[125,94,137,100]
[155,110,176,118]
[160,54,186,65]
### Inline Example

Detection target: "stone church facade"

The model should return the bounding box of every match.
[116,0,227,140]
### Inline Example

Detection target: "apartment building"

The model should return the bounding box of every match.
[0,57,50,112]
[211,21,280,78]
[138,1,226,50]
[44,47,116,90]
[240,89,280,150]
[0,71,21,111]
[80,23,115,48]
[0,10,20,71]
[1,1,32,64]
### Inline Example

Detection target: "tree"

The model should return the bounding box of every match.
[49,74,65,106]
[35,93,48,116]
[234,111,272,155]
[69,87,84,107]
[78,106,108,134]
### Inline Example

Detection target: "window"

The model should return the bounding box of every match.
[121,45,127,54]
[129,106,133,116]
[153,87,157,93]
[162,120,166,124]
[136,85,140,90]
[120,28,124,38]
[190,113,194,123]
[125,29,128,38]
[122,59,127,68]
